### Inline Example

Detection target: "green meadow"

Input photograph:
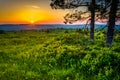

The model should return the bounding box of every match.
[0,29,120,80]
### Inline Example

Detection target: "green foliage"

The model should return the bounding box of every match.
[0,29,120,80]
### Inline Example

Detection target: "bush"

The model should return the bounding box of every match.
[0,30,5,34]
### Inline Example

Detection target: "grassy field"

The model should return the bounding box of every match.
[0,29,120,80]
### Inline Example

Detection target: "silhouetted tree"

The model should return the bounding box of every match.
[90,0,95,40]
[50,0,97,40]
[50,0,120,44]
[106,0,119,46]
[95,0,120,45]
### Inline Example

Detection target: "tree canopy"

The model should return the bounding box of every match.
[50,0,120,45]
[50,0,120,24]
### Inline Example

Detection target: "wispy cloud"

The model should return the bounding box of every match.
[31,6,40,9]
[25,5,40,9]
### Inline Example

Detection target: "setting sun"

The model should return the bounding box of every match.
[0,0,67,24]
[30,20,35,24]
[16,8,56,24]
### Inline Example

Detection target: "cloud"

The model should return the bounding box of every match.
[25,5,40,9]
[31,6,40,9]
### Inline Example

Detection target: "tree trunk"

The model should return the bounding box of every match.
[90,0,95,40]
[106,0,119,46]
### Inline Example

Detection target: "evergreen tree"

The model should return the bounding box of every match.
[106,0,119,46]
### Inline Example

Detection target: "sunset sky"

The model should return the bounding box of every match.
[0,0,69,24]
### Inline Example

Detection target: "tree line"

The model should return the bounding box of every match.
[50,0,120,46]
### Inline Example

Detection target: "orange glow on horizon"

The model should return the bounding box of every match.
[0,1,68,24]
[29,20,34,24]
[6,9,64,24]
[0,19,63,24]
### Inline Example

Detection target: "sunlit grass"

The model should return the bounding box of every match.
[0,29,120,80]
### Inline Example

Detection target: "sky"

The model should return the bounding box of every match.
[0,0,119,25]
[0,0,69,24]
